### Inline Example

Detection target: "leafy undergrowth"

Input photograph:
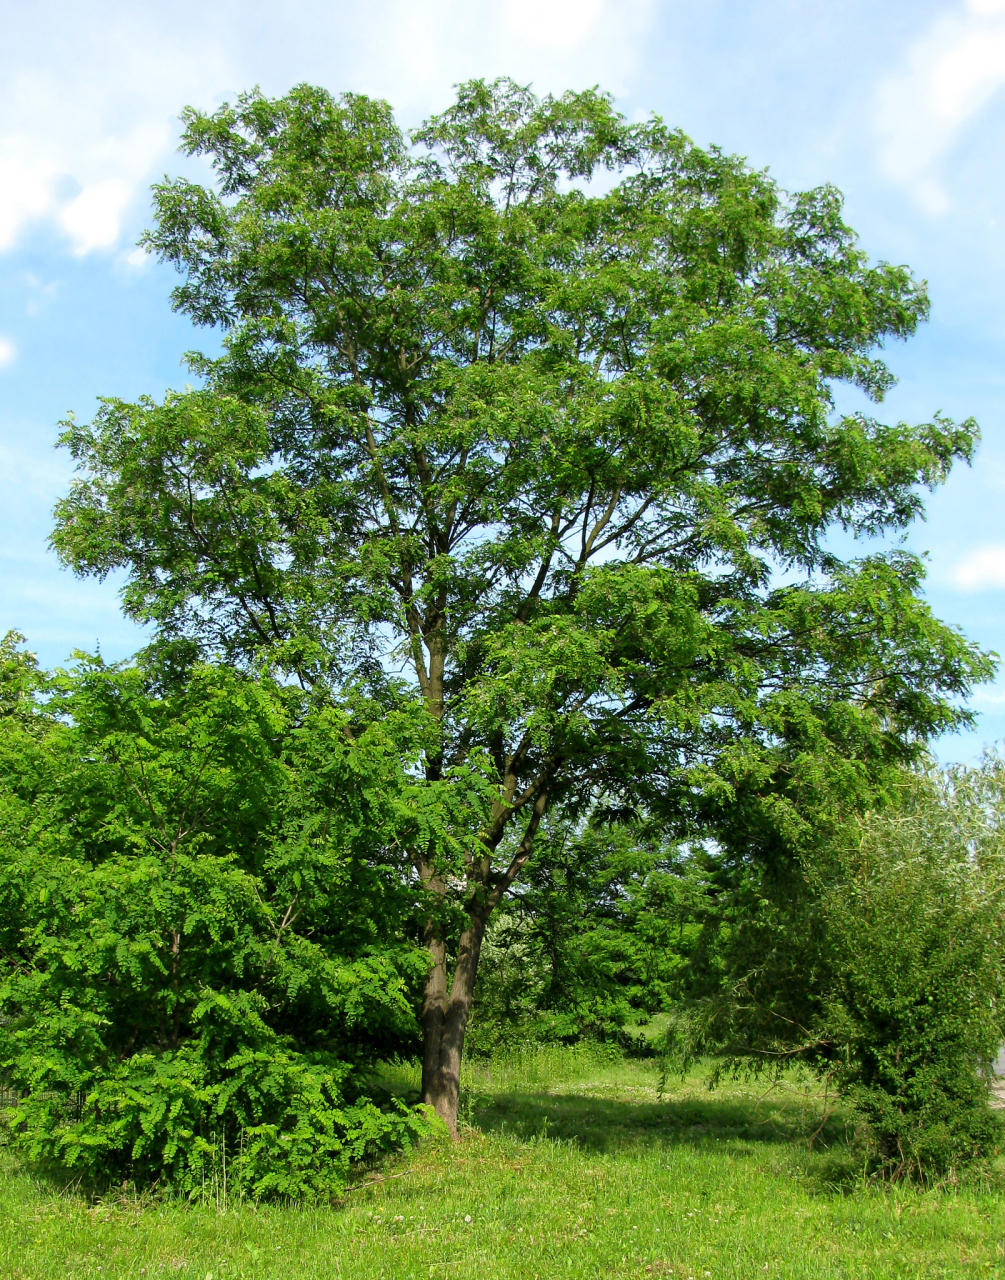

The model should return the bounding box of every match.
[3,1047,1005,1279]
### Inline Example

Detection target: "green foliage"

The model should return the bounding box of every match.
[822,768,1005,1176]
[0,634,429,1197]
[468,819,694,1051]
[13,1044,421,1202]
[666,759,1005,1179]
[49,79,989,871]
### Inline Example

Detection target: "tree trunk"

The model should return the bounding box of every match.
[417,786,549,1136]
[419,923,447,1108]
[420,912,486,1138]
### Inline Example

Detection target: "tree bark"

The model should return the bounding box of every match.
[419,922,447,1107]
[420,911,486,1138]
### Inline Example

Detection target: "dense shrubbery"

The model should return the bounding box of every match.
[821,769,1005,1175]
[666,761,1005,1180]
[466,749,1005,1179]
[0,633,430,1198]
[2,620,1002,1186]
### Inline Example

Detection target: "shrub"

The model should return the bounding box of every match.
[12,1043,420,1201]
[817,768,1005,1177]
[665,760,1005,1180]
[0,634,429,1198]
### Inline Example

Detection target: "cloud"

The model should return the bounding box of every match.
[0,0,655,259]
[875,0,1005,211]
[345,0,652,116]
[0,152,54,251]
[58,180,136,255]
[0,338,15,368]
[0,7,231,255]
[969,685,1005,706]
[503,0,605,51]
[950,544,1005,588]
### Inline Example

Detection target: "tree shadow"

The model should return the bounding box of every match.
[465,1086,851,1156]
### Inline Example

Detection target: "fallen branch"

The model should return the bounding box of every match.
[343,1170,412,1195]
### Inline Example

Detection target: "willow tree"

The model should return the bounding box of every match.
[52,79,989,1134]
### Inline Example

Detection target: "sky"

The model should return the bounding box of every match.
[2,0,1005,760]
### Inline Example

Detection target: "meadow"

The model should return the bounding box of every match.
[2,1046,1003,1279]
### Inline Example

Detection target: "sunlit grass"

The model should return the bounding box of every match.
[3,1047,1005,1278]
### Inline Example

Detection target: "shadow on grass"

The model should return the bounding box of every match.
[462,1086,852,1156]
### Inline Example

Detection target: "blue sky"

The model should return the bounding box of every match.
[3,0,1005,760]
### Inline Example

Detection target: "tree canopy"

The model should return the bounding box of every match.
[51,78,993,1133]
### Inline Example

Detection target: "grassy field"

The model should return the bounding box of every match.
[2,1046,1004,1279]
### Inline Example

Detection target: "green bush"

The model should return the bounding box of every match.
[13,1044,419,1201]
[817,770,1005,1177]
[0,634,429,1198]
[667,761,1005,1180]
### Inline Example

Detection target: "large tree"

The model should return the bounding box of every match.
[52,79,991,1134]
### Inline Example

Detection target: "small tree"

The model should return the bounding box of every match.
[52,80,991,1134]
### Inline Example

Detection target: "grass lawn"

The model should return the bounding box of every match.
[2,1046,1004,1279]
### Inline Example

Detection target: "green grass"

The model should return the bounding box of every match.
[3,1046,1005,1278]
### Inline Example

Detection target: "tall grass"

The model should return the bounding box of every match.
[376,1039,636,1097]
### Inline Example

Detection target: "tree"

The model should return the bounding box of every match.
[51,79,991,1135]
[469,816,690,1052]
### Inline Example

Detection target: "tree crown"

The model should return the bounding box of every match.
[52,79,989,860]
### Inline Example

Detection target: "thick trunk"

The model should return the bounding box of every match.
[420,912,486,1138]
[419,924,447,1106]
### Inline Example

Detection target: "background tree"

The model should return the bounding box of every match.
[469,816,691,1052]
[52,79,991,1134]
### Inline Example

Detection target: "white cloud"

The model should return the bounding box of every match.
[0,0,654,259]
[58,180,135,255]
[347,0,652,116]
[969,685,1005,706]
[0,153,54,251]
[504,0,605,50]
[0,337,15,368]
[0,9,231,256]
[950,544,1005,588]
[875,0,1005,210]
